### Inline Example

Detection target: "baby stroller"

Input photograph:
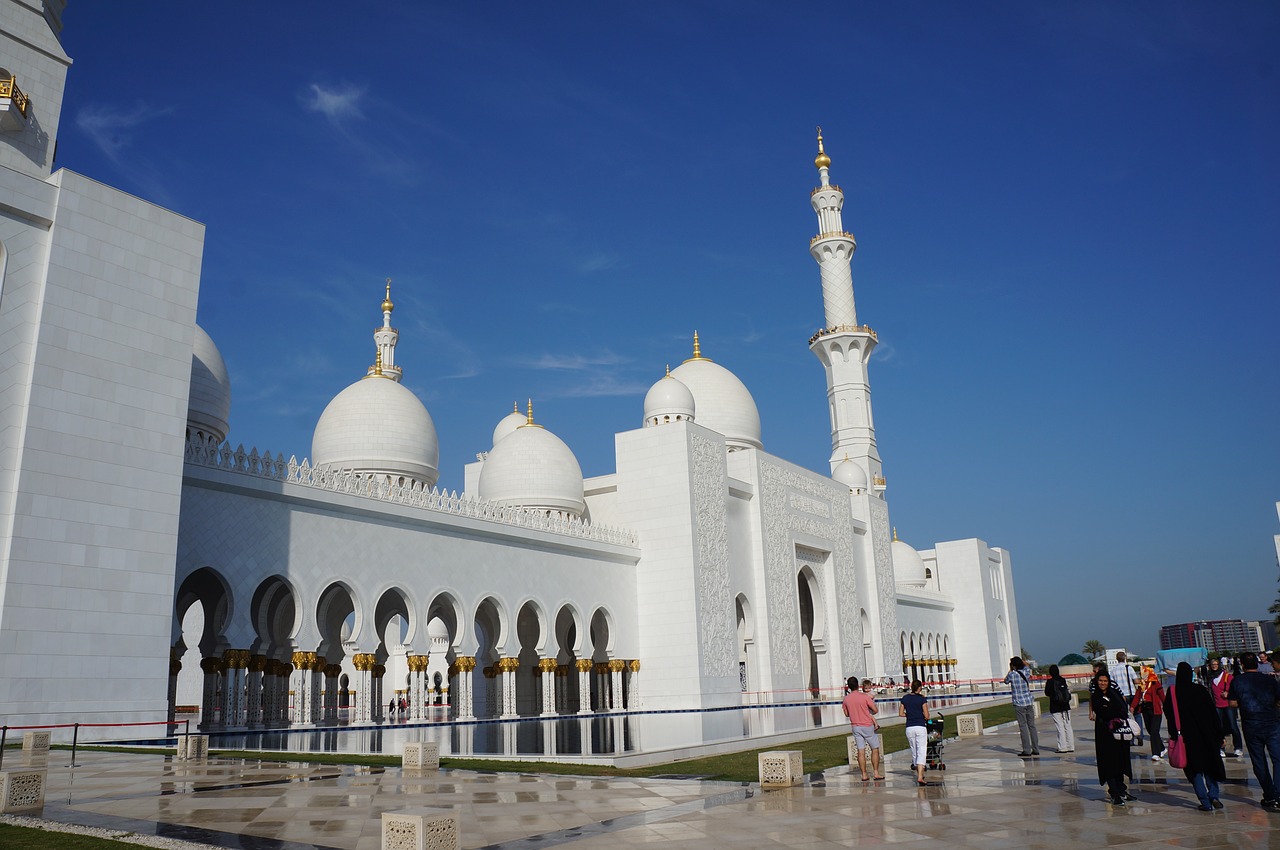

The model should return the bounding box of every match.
[924,715,946,770]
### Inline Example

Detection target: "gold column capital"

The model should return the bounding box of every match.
[575,659,594,673]
[628,659,641,673]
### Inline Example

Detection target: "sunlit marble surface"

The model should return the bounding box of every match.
[11,713,1280,849]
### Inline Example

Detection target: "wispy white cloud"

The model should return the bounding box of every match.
[546,375,651,398]
[76,102,174,160]
[301,83,365,124]
[521,351,630,371]
[577,253,620,274]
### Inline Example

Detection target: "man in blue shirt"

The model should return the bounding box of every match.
[1227,652,1280,812]
[1004,656,1039,756]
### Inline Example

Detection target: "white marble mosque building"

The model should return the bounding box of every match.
[0,1,1020,738]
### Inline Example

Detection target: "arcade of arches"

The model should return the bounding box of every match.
[172,570,640,729]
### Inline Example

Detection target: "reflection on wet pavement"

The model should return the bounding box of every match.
[12,712,1280,849]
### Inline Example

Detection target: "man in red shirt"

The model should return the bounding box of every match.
[842,677,883,780]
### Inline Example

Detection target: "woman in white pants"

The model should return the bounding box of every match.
[899,679,931,785]
[1045,664,1074,752]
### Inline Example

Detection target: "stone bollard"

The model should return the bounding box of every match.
[757,750,804,788]
[176,735,209,761]
[1,770,46,813]
[22,732,50,753]
[381,807,459,850]
[1032,701,1042,719]
[403,741,440,770]
[1069,692,1079,709]
[846,735,858,766]
[956,713,983,738]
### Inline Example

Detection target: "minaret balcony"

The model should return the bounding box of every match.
[809,324,878,345]
[0,76,31,132]
[810,184,843,197]
[809,230,856,247]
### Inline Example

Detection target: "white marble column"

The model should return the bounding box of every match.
[244,655,265,727]
[608,660,624,712]
[576,660,593,715]
[499,657,519,718]
[222,650,248,728]
[351,653,375,724]
[454,657,476,719]
[627,660,640,709]
[539,658,557,716]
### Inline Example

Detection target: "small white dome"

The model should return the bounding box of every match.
[832,458,868,490]
[642,374,695,427]
[426,617,449,641]
[312,375,440,488]
[478,423,585,516]
[669,356,761,449]
[187,324,231,444]
[892,539,928,587]
[492,406,528,447]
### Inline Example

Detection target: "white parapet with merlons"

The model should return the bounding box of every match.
[1,770,46,813]
[757,750,804,788]
[22,731,50,752]
[381,807,459,850]
[956,714,983,738]
[176,735,209,760]
[402,741,440,770]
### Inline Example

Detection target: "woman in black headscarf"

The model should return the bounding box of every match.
[1088,671,1134,805]
[1166,661,1226,811]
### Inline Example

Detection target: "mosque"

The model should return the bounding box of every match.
[0,1,1020,739]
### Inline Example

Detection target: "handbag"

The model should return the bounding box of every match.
[1166,685,1188,769]
[1110,717,1135,742]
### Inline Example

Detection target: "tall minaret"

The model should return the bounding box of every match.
[807,129,884,495]
[368,278,403,382]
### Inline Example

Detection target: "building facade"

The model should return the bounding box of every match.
[0,3,1021,738]
[1159,620,1264,655]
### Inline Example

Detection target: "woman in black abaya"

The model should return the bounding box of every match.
[1167,661,1226,811]
[1089,671,1134,805]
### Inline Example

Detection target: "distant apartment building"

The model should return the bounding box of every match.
[1159,619,1267,654]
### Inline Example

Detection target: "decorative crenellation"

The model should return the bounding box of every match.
[689,431,736,678]
[184,436,638,547]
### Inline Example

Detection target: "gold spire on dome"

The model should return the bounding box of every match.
[814,126,831,170]
[683,330,711,363]
[381,278,394,313]
[370,348,384,377]
[665,364,671,377]
[522,398,544,428]
[892,526,899,542]
[513,401,519,414]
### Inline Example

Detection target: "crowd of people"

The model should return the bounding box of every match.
[843,650,1280,812]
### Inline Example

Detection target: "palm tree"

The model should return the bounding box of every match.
[1082,639,1106,659]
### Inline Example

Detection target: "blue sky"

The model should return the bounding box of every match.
[55,2,1279,664]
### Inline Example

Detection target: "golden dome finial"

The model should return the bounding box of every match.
[892,526,899,542]
[381,278,394,313]
[814,126,831,170]
[526,398,534,426]
[512,400,519,414]
[372,348,384,377]
[665,364,671,377]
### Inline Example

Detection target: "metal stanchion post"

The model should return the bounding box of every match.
[69,722,79,767]
[0,725,7,768]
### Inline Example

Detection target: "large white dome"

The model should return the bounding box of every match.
[187,324,231,444]
[478,423,585,516]
[642,373,695,427]
[669,353,761,450]
[312,375,440,488]
[892,538,928,587]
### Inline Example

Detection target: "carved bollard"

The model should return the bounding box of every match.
[381,807,459,850]
[1069,692,1079,709]
[22,731,50,753]
[846,735,858,766]
[956,714,983,738]
[176,735,209,761]
[757,750,804,788]
[1032,701,1042,719]
[402,742,440,770]
[1,770,46,813]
